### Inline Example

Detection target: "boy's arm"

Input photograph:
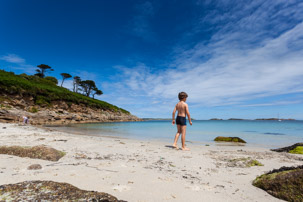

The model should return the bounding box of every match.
[185,104,192,125]
[172,105,177,125]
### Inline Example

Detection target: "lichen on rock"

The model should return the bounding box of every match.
[0,145,65,161]
[214,136,246,143]
[0,180,126,201]
[253,165,303,202]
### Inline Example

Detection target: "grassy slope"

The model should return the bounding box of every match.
[0,70,130,114]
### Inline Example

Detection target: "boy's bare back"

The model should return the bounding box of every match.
[175,101,188,117]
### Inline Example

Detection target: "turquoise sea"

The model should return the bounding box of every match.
[49,120,303,149]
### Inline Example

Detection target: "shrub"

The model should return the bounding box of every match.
[35,95,50,106]
[44,76,58,85]
[29,107,38,113]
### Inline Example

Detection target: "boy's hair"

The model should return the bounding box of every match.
[178,92,188,100]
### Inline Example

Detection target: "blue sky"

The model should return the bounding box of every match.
[1,0,303,119]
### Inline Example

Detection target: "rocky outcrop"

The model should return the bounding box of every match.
[253,165,303,202]
[0,180,125,201]
[0,95,141,125]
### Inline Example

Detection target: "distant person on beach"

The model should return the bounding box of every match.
[23,116,29,124]
[172,92,192,151]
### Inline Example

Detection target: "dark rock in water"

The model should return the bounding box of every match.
[271,143,303,153]
[0,180,126,201]
[0,145,65,161]
[263,132,285,135]
[214,136,246,143]
[253,165,303,202]
[27,164,42,170]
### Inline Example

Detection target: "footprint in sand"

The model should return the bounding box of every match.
[185,184,201,191]
[112,185,131,192]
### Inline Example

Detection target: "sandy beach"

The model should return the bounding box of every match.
[0,123,302,202]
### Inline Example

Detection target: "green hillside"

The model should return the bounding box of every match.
[0,70,129,114]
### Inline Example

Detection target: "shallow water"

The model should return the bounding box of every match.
[48,120,303,149]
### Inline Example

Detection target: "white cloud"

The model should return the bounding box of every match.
[10,64,37,74]
[240,100,302,107]
[109,1,303,113]
[0,54,38,74]
[0,54,25,64]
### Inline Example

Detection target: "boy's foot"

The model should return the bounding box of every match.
[172,144,179,150]
[182,147,190,151]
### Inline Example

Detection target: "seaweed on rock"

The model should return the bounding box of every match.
[253,165,303,202]
[0,180,126,201]
[214,136,246,143]
[0,145,65,161]
[271,143,303,154]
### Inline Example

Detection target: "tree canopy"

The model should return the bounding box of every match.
[31,64,103,99]
[35,64,54,78]
[73,76,81,93]
[79,80,96,97]
[92,87,103,99]
[60,73,72,87]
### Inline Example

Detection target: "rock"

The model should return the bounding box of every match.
[0,181,125,201]
[227,157,263,168]
[253,165,303,202]
[27,164,42,170]
[14,99,27,108]
[271,143,303,154]
[48,111,57,117]
[0,145,65,161]
[57,109,64,113]
[0,115,15,121]
[214,136,246,143]
[0,109,9,115]
[75,115,82,121]
[0,109,15,122]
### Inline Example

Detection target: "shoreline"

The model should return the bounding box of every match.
[44,123,297,150]
[1,123,302,201]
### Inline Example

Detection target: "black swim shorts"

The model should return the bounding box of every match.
[176,116,186,126]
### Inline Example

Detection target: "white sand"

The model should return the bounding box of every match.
[0,123,302,201]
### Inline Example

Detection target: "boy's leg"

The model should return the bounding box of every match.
[173,124,181,148]
[181,126,190,151]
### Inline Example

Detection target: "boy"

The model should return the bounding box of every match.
[172,92,192,151]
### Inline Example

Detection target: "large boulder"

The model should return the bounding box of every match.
[253,165,303,202]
